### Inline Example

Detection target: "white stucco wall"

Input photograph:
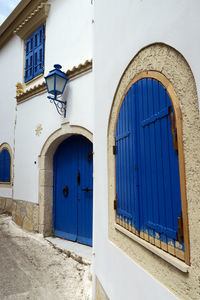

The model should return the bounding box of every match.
[0,35,23,198]
[94,0,200,299]
[13,93,60,203]
[11,0,93,203]
[14,71,93,203]
[45,0,93,72]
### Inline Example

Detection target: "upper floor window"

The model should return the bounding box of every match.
[24,25,45,82]
[0,148,11,182]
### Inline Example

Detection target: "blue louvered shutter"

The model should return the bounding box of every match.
[25,36,34,82]
[33,25,44,77]
[115,87,140,230]
[136,78,182,247]
[24,25,44,82]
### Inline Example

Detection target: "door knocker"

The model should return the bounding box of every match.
[63,185,69,198]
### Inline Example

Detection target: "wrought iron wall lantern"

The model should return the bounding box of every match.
[45,64,68,117]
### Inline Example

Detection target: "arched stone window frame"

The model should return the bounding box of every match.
[0,143,13,187]
[108,43,200,272]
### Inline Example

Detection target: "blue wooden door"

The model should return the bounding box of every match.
[53,135,93,246]
[115,78,183,253]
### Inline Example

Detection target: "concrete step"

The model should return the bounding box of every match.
[46,237,93,264]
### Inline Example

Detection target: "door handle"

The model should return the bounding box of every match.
[77,171,80,186]
[63,185,69,197]
[81,187,93,192]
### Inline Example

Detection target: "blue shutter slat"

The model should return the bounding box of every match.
[131,87,140,229]
[132,85,140,231]
[157,83,168,246]
[158,87,173,243]
[154,83,166,241]
[146,79,156,239]
[167,105,183,249]
[148,80,158,239]
[137,80,147,233]
[143,79,150,235]
[160,90,175,246]
[151,81,161,238]
[123,94,127,223]
[125,94,130,224]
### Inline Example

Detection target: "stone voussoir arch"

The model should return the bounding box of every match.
[38,123,93,236]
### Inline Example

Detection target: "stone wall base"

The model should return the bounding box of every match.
[95,277,109,300]
[0,197,39,232]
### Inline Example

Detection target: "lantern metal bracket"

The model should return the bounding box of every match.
[47,95,67,117]
[45,64,68,118]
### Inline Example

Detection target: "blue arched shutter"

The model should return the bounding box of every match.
[0,149,10,182]
[4,149,11,182]
[115,78,183,256]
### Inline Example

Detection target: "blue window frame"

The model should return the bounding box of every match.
[0,149,11,182]
[115,78,185,260]
[24,25,45,82]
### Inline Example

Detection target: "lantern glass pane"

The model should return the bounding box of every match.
[56,75,66,93]
[47,75,55,93]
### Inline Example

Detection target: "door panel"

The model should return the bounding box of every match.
[53,135,93,246]
[77,136,93,246]
[53,137,78,240]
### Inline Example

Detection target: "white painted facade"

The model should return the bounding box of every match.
[0,0,200,299]
[0,35,22,198]
[45,0,93,72]
[0,0,93,203]
[14,70,94,203]
[94,0,200,299]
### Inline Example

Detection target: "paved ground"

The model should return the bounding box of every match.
[0,215,92,300]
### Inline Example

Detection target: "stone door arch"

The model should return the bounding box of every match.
[38,123,93,236]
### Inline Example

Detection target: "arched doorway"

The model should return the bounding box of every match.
[38,123,93,243]
[53,135,93,246]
